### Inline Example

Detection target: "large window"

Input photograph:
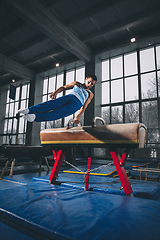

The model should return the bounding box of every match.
[102,51,139,124]
[101,45,160,148]
[41,66,85,129]
[3,83,30,145]
[41,73,64,130]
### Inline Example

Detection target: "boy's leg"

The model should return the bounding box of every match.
[17,96,68,120]
[35,95,82,122]
[28,95,75,114]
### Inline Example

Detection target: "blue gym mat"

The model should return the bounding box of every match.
[0,164,160,240]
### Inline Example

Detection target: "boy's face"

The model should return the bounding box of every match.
[85,77,96,89]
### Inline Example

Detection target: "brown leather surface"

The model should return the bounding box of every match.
[40,123,147,145]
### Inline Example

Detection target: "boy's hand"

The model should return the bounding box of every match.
[49,92,57,99]
[74,117,80,124]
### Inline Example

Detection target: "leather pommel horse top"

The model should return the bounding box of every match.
[40,117,147,149]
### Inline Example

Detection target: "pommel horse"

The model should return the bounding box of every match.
[40,117,147,196]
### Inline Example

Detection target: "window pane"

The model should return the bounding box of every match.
[12,135,16,144]
[19,117,24,133]
[111,56,123,79]
[111,106,123,124]
[66,70,74,95]
[125,76,138,101]
[14,102,19,116]
[57,74,64,97]
[157,71,160,97]
[47,94,50,101]
[46,121,54,129]
[15,87,20,101]
[3,136,7,145]
[57,74,64,87]
[76,67,85,83]
[9,102,14,117]
[42,95,47,102]
[111,79,123,103]
[6,90,10,103]
[20,100,26,109]
[8,119,12,133]
[124,52,137,76]
[66,70,75,84]
[147,129,159,144]
[6,136,9,144]
[12,118,17,133]
[156,45,160,70]
[140,47,155,73]
[102,60,109,81]
[48,76,56,93]
[21,85,27,99]
[125,103,139,123]
[26,99,29,108]
[55,119,62,128]
[43,78,48,94]
[101,106,110,124]
[5,104,9,117]
[27,84,30,98]
[4,120,8,134]
[142,101,158,128]
[24,120,27,132]
[23,134,26,144]
[102,82,109,104]
[141,72,157,99]
[18,134,23,144]
[41,122,46,130]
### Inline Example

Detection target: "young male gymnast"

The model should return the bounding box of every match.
[17,74,97,124]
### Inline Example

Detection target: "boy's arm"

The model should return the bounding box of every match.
[74,92,94,124]
[49,81,79,99]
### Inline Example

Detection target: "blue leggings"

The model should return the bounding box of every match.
[29,94,82,122]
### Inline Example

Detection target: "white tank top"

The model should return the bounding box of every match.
[70,83,90,105]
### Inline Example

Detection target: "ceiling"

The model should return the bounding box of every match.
[0,0,160,86]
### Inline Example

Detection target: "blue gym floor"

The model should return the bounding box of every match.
[0,160,160,240]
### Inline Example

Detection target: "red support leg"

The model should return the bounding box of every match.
[49,149,66,183]
[119,148,130,167]
[110,149,133,196]
[52,149,57,160]
[85,157,91,191]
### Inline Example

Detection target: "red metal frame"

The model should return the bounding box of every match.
[49,148,133,196]
[110,148,133,195]
[49,149,66,183]
[85,157,91,190]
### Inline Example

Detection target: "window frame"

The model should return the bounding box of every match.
[3,83,30,145]
[101,45,160,149]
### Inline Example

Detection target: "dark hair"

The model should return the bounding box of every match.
[86,74,97,81]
